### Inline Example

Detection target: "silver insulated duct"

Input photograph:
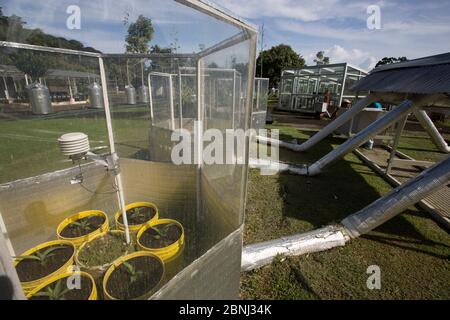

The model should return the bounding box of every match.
[88,82,104,109]
[413,108,450,153]
[125,84,137,105]
[138,85,149,103]
[27,82,53,115]
[342,155,450,238]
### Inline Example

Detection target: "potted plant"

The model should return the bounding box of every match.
[136,218,184,279]
[103,251,164,300]
[14,240,75,293]
[56,210,109,247]
[26,271,97,300]
[75,230,134,294]
[115,202,158,233]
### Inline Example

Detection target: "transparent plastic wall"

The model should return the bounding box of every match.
[251,77,269,130]
[0,46,115,254]
[0,0,257,299]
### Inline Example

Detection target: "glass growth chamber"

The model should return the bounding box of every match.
[0,0,257,300]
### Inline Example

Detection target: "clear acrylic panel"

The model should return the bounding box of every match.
[0,0,257,299]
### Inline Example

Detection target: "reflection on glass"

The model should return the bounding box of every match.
[0,0,257,298]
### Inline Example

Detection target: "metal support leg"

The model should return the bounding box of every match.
[386,115,408,174]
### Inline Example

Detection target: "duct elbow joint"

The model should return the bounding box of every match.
[306,163,321,176]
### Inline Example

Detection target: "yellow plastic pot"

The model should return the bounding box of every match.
[14,240,75,294]
[103,251,165,300]
[75,230,131,283]
[56,210,109,247]
[115,202,158,233]
[137,218,185,279]
[26,271,97,300]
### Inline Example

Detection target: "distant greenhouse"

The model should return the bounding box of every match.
[278,63,368,115]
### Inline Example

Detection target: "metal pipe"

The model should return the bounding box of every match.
[98,57,131,244]
[306,98,417,176]
[257,95,377,152]
[232,71,236,129]
[0,230,26,299]
[178,68,183,129]
[386,115,408,174]
[414,109,450,153]
[342,155,450,238]
[297,95,377,152]
[147,73,154,124]
[169,75,175,130]
[241,225,348,271]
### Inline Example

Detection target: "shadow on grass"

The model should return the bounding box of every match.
[275,130,443,249]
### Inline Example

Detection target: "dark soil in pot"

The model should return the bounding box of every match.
[15,244,74,282]
[30,276,93,300]
[77,232,133,267]
[139,223,182,248]
[60,215,106,238]
[119,206,156,225]
[106,255,163,300]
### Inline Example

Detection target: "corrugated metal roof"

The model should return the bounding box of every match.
[352,52,450,94]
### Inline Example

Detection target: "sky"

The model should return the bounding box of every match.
[219,0,450,71]
[2,0,450,72]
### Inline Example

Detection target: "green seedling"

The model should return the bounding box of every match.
[149,223,175,240]
[123,261,144,284]
[70,218,93,232]
[33,279,71,300]
[128,207,147,221]
[15,246,65,267]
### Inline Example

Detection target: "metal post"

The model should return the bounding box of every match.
[147,73,154,124]
[68,77,74,103]
[386,115,408,174]
[232,70,236,129]
[169,74,175,130]
[178,68,183,129]
[414,108,450,153]
[342,154,450,238]
[0,229,26,300]
[98,57,131,244]
[256,78,261,111]
[2,76,10,102]
[195,58,204,223]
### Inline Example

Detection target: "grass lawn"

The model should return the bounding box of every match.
[0,105,151,184]
[398,130,450,162]
[241,120,450,300]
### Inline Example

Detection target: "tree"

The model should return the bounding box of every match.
[256,44,305,87]
[375,56,407,68]
[13,50,51,81]
[125,15,154,53]
[314,51,330,65]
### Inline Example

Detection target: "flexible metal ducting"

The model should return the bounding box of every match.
[256,95,377,152]
[306,99,417,176]
[241,225,348,272]
[413,108,450,153]
[342,154,450,238]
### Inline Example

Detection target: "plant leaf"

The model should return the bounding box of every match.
[15,254,42,262]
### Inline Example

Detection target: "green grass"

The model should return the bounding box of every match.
[241,121,450,300]
[0,105,152,184]
[398,130,449,162]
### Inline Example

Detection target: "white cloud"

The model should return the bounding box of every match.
[307,45,378,70]
[219,0,383,22]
